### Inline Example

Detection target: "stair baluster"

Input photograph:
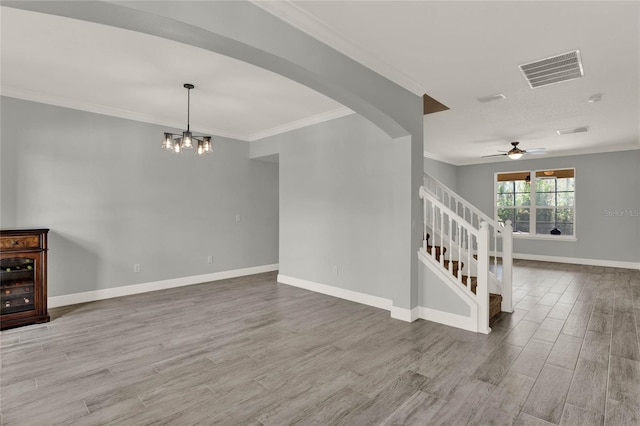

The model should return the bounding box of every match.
[423,197,428,252]
[457,223,463,284]
[466,228,472,289]
[448,218,453,274]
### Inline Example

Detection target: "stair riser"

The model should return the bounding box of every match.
[490,295,502,319]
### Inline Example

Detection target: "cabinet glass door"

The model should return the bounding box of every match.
[0,257,36,314]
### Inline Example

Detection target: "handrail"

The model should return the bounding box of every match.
[419,187,479,237]
[423,172,504,233]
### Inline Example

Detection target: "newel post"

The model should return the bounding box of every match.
[419,186,427,251]
[502,220,514,313]
[477,221,490,334]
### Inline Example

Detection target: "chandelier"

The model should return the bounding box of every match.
[162,83,213,155]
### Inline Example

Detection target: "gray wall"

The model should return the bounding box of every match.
[419,262,470,316]
[7,0,423,310]
[1,97,279,297]
[271,114,406,304]
[457,150,640,263]
[424,157,458,192]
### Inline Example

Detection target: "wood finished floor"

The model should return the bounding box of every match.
[1,261,639,425]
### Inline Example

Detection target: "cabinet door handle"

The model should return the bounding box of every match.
[11,240,18,246]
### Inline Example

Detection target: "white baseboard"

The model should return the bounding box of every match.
[418,307,478,333]
[390,306,420,322]
[48,264,279,308]
[277,274,393,311]
[513,253,640,270]
[277,274,421,323]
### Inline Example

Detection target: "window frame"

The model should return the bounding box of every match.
[494,168,576,241]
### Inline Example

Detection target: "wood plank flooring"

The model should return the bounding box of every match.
[1,260,639,425]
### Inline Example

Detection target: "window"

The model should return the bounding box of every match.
[496,169,575,237]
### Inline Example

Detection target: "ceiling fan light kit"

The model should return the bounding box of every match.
[162,84,213,156]
[507,151,524,160]
[482,141,546,160]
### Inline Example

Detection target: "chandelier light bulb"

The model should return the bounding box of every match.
[182,131,193,149]
[203,136,212,153]
[198,142,206,155]
[162,133,173,150]
[173,139,182,154]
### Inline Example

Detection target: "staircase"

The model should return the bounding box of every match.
[418,173,513,334]
[426,234,502,321]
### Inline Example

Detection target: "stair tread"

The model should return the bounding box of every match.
[457,275,502,320]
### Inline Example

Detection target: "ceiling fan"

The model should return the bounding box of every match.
[482,142,546,160]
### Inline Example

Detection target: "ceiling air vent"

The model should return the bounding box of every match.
[477,93,506,103]
[557,126,589,135]
[519,50,584,88]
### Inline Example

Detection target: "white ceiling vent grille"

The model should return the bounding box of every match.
[557,126,589,135]
[519,50,584,88]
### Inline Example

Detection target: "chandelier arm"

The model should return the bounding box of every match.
[164,132,208,138]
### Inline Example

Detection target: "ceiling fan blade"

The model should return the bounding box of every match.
[526,151,548,156]
[481,153,507,158]
[525,148,546,152]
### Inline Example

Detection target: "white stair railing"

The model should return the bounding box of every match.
[419,186,491,333]
[423,173,513,313]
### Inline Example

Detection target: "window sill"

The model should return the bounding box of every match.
[512,233,577,242]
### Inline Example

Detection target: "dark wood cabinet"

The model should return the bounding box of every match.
[1,228,50,329]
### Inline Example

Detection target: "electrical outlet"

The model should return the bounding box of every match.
[332,265,338,275]
[207,256,213,264]
[133,264,141,273]
[235,214,241,223]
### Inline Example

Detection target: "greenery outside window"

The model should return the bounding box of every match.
[496,169,575,238]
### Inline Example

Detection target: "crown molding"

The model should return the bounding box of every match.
[454,144,640,166]
[249,107,354,141]
[251,0,425,96]
[1,87,249,141]
[423,150,457,165]
[424,143,640,167]
[2,87,355,143]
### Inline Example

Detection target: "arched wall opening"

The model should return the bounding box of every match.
[4,0,424,314]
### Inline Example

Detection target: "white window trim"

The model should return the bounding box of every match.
[512,232,577,242]
[494,168,576,241]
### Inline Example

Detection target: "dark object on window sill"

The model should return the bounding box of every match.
[550,228,562,235]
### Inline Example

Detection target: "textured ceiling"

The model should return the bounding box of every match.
[2,2,639,165]
[259,1,640,165]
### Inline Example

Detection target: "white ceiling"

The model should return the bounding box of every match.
[0,6,350,142]
[2,2,639,165]
[258,1,640,165]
